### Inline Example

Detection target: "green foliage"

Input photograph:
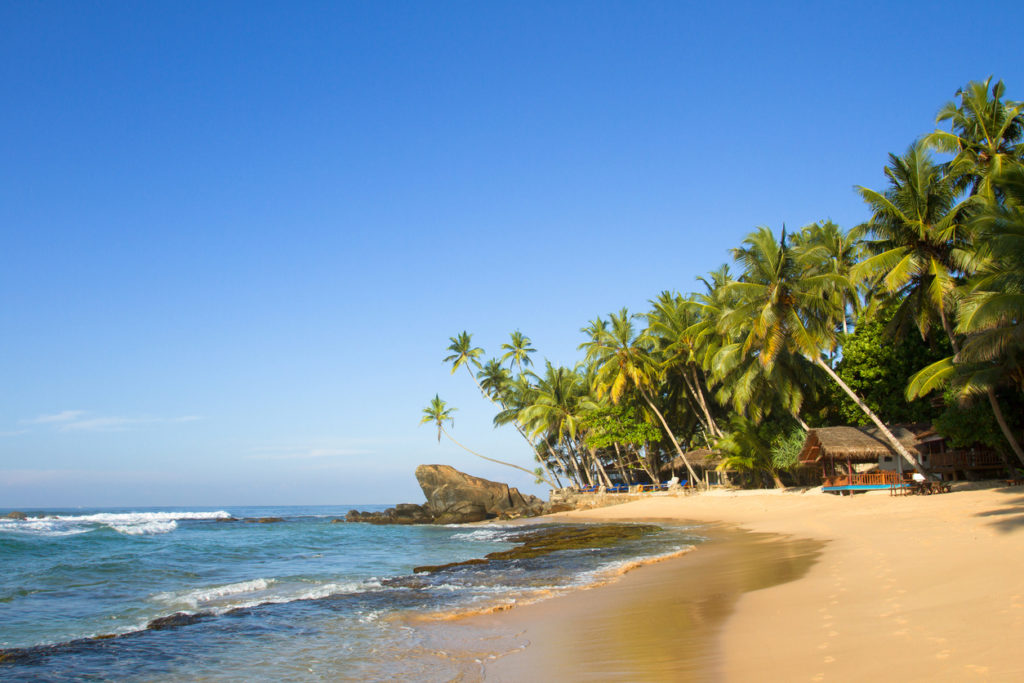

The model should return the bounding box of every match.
[830,308,950,425]
[581,404,661,449]
[933,389,1023,452]
[770,428,806,471]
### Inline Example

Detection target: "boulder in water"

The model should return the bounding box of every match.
[4,511,27,520]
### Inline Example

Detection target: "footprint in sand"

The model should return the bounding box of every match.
[936,650,951,660]
[824,656,835,664]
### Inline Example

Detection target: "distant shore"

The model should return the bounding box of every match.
[453,484,1024,681]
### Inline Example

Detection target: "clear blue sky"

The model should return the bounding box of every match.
[2,1,1022,507]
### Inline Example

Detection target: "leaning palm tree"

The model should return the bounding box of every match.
[907,166,1024,463]
[722,226,928,472]
[581,308,700,484]
[420,395,557,486]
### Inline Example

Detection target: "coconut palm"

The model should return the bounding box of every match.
[792,221,866,335]
[517,362,606,487]
[853,143,973,344]
[645,291,723,438]
[500,330,536,373]
[722,226,928,472]
[925,76,1024,200]
[907,166,1024,463]
[443,332,488,398]
[420,395,557,486]
[581,308,700,484]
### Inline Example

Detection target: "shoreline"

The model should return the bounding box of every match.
[445,484,1024,680]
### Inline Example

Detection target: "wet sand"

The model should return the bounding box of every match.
[452,484,1024,681]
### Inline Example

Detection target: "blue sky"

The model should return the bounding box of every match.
[2,1,1022,507]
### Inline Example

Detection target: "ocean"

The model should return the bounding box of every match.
[0,505,704,681]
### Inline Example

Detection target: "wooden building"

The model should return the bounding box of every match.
[798,425,1004,493]
[660,449,732,487]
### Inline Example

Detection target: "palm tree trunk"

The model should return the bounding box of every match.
[986,390,1024,466]
[612,442,632,484]
[587,446,614,487]
[441,427,557,486]
[565,439,593,486]
[793,412,810,432]
[939,309,1024,465]
[639,389,700,485]
[814,357,927,473]
[689,366,723,437]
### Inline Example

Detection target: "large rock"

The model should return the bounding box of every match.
[4,511,27,520]
[416,464,543,523]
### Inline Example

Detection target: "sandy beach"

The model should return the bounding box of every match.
[456,484,1024,681]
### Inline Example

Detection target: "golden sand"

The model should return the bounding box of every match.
[457,484,1024,681]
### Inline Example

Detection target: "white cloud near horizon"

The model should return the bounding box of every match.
[19,411,204,433]
[247,447,373,461]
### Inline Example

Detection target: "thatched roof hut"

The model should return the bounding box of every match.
[797,425,927,465]
[660,449,726,476]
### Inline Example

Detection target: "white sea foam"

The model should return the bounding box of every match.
[450,528,513,542]
[0,518,92,537]
[153,578,382,613]
[110,520,179,536]
[52,511,232,524]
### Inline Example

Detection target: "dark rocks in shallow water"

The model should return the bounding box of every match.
[146,611,210,630]
[4,511,27,520]
[343,504,434,525]
[245,517,285,524]
[412,524,662,575]
[215,517,240,523]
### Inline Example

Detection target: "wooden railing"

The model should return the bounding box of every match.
[930,450,1003,470]
[823,471,903,487]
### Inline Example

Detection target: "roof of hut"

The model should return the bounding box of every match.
[660,449,726,474]
[798,425,930,464]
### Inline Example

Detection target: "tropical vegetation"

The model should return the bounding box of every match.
[423,77,1024,489]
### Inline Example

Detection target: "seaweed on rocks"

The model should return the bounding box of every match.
[412,524,660,573]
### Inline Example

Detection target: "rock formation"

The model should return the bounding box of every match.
[342,464,547,525]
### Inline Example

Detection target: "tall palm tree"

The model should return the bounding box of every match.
[925,76,1024,201]
[443,332,488,398]
[907,166,1024,463]
[645,291,723,438]
[420,395,557,486]
[853,143,973,344]
[581,309,700,484]
[792,221,866,336]
[722,226,928,472]
[500,330,536,373]
[517,362,605,486]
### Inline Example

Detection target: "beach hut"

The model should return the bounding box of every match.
[660,449,732,488]
[798,425,1003,492]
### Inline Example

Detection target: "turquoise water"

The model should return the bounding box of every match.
[0,505,703,680]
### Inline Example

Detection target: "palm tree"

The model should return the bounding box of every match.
[854,143,973,344]
[722,226,928,472]
[908,166,1024,463]
[792,221,866,336]
[645,291,723,438]
[925,76,1024,201]
[517,362,606,486]
[443,332,488,398]
[420,395,557,486]
[500,331,536,373]
[581,308,700,484]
